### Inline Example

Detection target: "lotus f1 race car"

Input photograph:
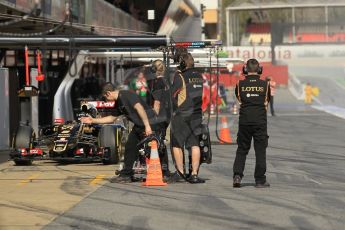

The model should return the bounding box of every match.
[10,101,126,165]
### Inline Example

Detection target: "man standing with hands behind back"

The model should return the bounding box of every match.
[233,58,271,188]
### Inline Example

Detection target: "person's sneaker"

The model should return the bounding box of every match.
[167,171,185,183]
[109,175,132,183]
[233,175,241,188]
[255,181,270,188]
[188,174,205,184]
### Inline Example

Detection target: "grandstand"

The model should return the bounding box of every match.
[225,0,345,46]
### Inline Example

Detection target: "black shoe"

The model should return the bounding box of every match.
[255,181,270,188]
[162,173,170,183]
[188,174,205,184]
[233,175,241,188]
[167,171,185,183]
[109,175,132,183]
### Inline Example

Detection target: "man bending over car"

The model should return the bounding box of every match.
[80,82,158,183]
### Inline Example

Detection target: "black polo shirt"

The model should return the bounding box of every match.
[171,68,203,119]
[112,90,157,127]
[235,75,271,125]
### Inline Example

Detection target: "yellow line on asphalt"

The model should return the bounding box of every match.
[16,173,40,186]
[89,174,107,186]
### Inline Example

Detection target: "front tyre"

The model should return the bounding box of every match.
[13,126,34,166]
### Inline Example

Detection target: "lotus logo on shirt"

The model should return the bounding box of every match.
[241,86,264,92]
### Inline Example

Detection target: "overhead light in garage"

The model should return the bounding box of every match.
[147,10,155,20]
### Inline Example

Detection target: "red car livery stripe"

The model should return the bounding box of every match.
[87,101,115,108]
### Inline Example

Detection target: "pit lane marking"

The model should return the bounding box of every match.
[304,175,322,185]
[16,173,40,186]
[89,174,107,186]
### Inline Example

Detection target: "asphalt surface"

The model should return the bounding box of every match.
[41,89,345,230]
[0,150,9,164]
[0,160,116,229]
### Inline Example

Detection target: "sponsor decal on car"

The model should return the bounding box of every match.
[87,101,115,108]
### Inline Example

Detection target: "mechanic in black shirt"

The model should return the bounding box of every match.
[80,83,158,183]
[233,58,271,188]
[146,59,171,178]
[170,53,205,183]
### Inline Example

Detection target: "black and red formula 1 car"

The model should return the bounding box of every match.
[10,101,126,165]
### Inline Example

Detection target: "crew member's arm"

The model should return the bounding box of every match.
[171,72,183,98]
[153,100,160,115]
[152,81,164,115]
[80,115,117,124]
[235,83,240,102]
[267,83,272,102]
[133,103,152,136]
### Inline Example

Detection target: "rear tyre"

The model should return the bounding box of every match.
[13,126,34,166]
[99,126,119,164]
[14,159,33,166]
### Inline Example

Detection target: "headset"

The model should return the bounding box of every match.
[150,63,157,73]
[179,56,187,70]
[172,46,188,63]
[242,59,263,75]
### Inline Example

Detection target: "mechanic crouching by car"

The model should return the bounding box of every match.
[80,83,158,183]
[233,58,271,188]
[170,53,205,184]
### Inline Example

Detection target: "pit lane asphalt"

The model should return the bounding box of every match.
[42,89,345,230]
[0,150,8,164]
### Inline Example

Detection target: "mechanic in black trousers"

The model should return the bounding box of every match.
[146,59,171,178]
[81,83,159,183]
[170,52,205,183]
[233,58,271,188]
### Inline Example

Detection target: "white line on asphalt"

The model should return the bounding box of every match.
[333,78,345,91]
[304,175,322,185]
[312,105,345,120]
[274,113,328,117]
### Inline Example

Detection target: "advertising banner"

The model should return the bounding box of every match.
[224,45,345,63]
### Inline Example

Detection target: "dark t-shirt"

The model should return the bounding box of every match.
[147,77,170,124]
[112,90,157,127]
[235,75,271,125]
[171,68,203,119]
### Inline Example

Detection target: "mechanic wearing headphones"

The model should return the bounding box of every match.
[170,52,205,183]
[80,83,157,183]
[233,58,271,188]
[146,59,171,179]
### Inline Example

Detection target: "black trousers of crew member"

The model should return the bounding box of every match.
[233,124,268,183]
[157,122,170,177]
[120,125,144,176]
[270,96,275,116]
[119,124,169,177]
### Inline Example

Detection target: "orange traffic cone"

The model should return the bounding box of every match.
[142,140,167,186]
[219,116,232,144]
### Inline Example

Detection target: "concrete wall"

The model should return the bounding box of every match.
[0,0,148,35]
